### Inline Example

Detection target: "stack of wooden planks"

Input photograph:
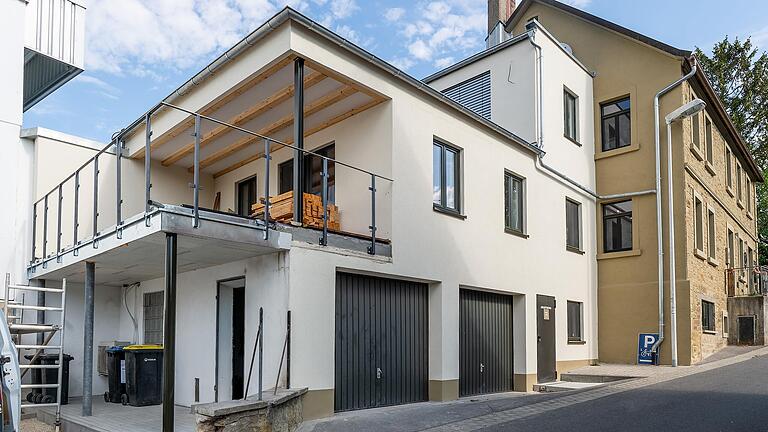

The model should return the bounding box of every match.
[252,191,340,231]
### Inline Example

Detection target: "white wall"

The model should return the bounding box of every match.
[0,0,31,285]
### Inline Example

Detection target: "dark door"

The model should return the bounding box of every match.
[536,295,556,383]
[334,273,428,412]
[231,287,245,399]
[459,289,513,396]
[237,176,258,217]
[738,316,755,345]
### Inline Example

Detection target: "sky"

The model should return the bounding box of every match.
[23,0,768,142]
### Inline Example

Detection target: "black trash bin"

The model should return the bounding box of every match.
[104,346,127,403]
[124,345,163,406]
[26,353,74,405]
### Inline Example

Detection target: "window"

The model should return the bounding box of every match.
[143,291,164,345]
[504,171,524,233]
[707,207,716,260]
[705,117,714,165]
[566,198,581,251]
[727,228,735,268]
[442,71,491,119]
[563,88,578,142]
[748,246,755,291]
[278,144,336,202]
[739,237,745,277]
[433,140,461,213]
[601,97,631,152]
[723,313,729,338]
[567,301,583,342]
[726,148,733,190]
[236,175,258,217]
[694,195,704,254]
[692,111,701,150]
[746,179,752,213]
[602,200,632,253]
[701,300,715,333]
[737,164,743,202]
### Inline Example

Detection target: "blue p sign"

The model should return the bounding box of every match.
[638,333,659,365]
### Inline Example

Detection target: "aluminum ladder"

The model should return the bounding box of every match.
[3,274,67,431]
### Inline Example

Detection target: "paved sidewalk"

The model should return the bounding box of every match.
[301,345,768,432]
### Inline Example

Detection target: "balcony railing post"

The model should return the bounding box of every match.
[93,155,99,244]
[144,113,152,221]
[42,195,48,260]
[31,201,37,263]
[367,174,376,255]
[56,184,63,262]
[116,138,123,238]
[263,138,270,240]
[320,157,328,246]
[73,170,79,256]
[193,114,201,228]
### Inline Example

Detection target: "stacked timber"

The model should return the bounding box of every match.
[252,191,340,231]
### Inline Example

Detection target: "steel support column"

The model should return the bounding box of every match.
[82,261,95,416]
[162,233,177,432]
[292,57,305,223]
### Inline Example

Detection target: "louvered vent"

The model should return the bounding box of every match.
[442,71,491,119]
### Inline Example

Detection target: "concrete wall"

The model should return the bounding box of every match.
[0,0,32,285]
[727,296,767,346]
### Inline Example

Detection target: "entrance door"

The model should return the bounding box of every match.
[536,295,556,383]
[216,278,246,402]
[738,316,755,345]
[334,273,428,412]
[459,289,514,396]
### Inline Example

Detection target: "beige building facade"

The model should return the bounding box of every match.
[506,0,763,365]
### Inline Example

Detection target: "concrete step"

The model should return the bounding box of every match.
[561,373,634,383]
[533,381,605,393]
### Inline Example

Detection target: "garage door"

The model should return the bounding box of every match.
[459,289,514,396]
[334,273,428,412]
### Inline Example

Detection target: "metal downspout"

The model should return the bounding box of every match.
[649,65,697,361]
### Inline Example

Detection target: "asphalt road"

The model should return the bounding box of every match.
[302,352,768,432]
[490,355,768,432]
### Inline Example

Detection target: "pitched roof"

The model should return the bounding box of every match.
[506,0,762,181]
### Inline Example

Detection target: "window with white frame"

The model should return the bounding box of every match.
[726,148,733,190]
[739,236,745,278]
[707,207,716,261]
[694,194,704,255]
[727,228,735,268]
[737,164,743,202]
[705,117,714,166]
[692,111,701,150]
[746,178,752,213]
[702,300,715,333]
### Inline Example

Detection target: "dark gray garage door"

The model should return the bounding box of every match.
[334,273,428,412]
[459,289,514,396]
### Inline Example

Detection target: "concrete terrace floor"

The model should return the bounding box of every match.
[301,345,768,432]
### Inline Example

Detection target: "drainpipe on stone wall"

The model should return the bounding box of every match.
[649,64,698,364]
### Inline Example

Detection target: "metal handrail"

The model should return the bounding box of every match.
[30,97,394,264]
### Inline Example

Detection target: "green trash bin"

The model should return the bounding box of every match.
[123,345,163,407]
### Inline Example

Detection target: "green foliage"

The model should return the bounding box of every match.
[694,37,768,264]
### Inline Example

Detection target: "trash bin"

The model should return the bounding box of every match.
[25,353,74,405]
[124,345,163,407]
[104,346,126,403]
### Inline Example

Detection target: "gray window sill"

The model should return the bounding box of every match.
[568,340,586,345]
[566,246,585,255]
[433,204,466,220]
[505,228,529,239]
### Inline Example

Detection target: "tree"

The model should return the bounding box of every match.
[695,37,768,264]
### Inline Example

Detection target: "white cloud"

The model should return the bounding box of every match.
[390,57,416,71]
[385,0,485,73]
[408,39,432,60]
[751,26,768,50]
[434,56,454,68]
[384,7,405,22]
[562,0,591,7]
[329,0,358,19]
[84,0,316,77]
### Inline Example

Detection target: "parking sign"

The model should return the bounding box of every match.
[637,333,658,365]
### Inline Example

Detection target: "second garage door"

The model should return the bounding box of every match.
[459,289,514,396]
[334,273,428,412]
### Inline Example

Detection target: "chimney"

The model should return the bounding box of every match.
[487,0,515,48]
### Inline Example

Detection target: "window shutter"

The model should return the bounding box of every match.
[442,71,491,119]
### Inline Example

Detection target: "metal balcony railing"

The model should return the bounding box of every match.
[30,102,393,268]
[725,266,767,297]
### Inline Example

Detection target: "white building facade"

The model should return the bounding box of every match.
[21,10,597,421]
